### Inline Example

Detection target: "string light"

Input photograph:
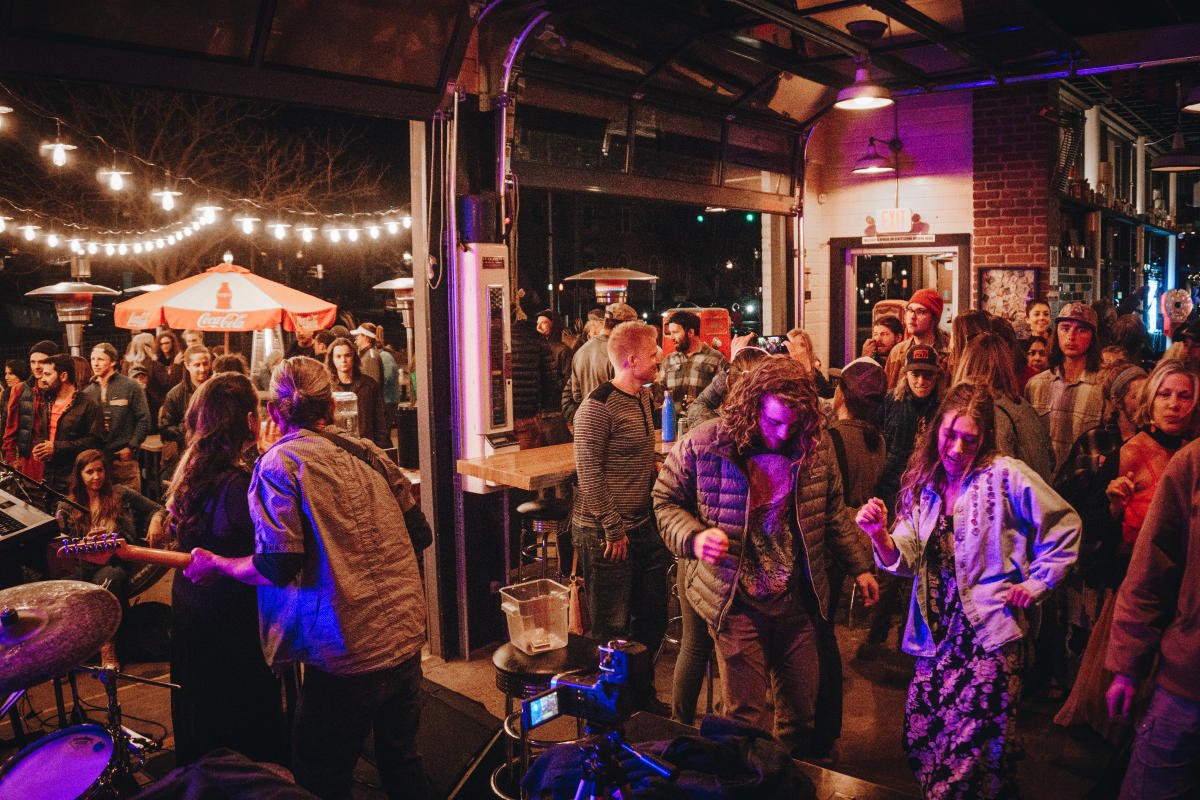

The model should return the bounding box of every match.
[235,216,259,235]
[346,227,359,242]
[402,215,412,229]
[0,216,9,232]
[87,241,99,254]
[153,189,182,211]
[46,233,59,247]
[99,168,130,191]
[385,220,399,235]
[19,224,39,241]
[196,204,222,224]
[40,137,76,167]
[104,243,115,256]
[298,225,315,243]
[366,224,381,239]
[328,228,341,243]
[270,222,290,240]
[133,242,143,254]
[0,106,11,130]
[118,243,128,255]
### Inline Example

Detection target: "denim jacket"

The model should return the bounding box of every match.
[878,455,1080,656]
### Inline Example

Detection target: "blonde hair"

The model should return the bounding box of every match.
[607,321,657,368]
[1134,358,1200,434]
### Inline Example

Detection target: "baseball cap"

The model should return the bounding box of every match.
[605,302,638,322]
[349,325,376,340]
[905,344,940,373]
[1056,302,1098,330]
[840,357,887,405]
[908,289,944,322]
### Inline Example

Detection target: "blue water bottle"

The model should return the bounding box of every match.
[662,393,676,443]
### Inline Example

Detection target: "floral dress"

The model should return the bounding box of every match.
[904,514,1024,799]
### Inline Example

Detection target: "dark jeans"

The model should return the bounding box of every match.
[712,597,819,757]
[672,560,715,724]
[292,652,428,800]
[1120,685,1200,800]
[812,567,845,755]
[573,519,672,656]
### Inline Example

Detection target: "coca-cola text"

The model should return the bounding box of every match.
[196,311,247,330]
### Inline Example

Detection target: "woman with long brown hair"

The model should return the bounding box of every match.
[164,371,285,766]
[58,449,165,666]
[325,335,389,449]
[857,382,1079,799]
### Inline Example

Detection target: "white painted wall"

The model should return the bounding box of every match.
[800,91,974,367]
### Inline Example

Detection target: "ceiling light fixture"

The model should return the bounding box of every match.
[1152,80,1200,173]
[852,138,896,173]
[1183,84,1200,114]
[834,20,893,111]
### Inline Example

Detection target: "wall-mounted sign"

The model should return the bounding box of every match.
[877,208,912,234]
[862,234,936,244]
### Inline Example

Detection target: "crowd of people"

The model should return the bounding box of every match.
[4,289,1200,799]
[557,292,1200,800]
[1,321,429,800]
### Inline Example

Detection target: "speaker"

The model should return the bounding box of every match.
[418,679,505,799]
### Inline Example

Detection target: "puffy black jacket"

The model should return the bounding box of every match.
[509,319,558,419]
[2,377,39,460]
[39,391,105,493]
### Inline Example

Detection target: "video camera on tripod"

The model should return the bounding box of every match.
[521,640,652,732]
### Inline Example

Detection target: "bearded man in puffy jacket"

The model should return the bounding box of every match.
[653,355,878,757]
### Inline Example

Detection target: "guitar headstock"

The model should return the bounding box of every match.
[57,532,128,564]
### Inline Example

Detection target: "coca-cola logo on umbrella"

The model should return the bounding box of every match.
[294,314,320,330]
[197,312,247,330]
[125,311,150,328]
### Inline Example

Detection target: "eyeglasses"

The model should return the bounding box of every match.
[905,306,931,316]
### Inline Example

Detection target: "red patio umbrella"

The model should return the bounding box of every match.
[113,263,337,349]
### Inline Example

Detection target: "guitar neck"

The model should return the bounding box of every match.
[114,543,192,569]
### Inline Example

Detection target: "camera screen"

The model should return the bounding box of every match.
[525,689,560,728]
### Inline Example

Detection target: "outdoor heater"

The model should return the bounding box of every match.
[563,267,657,305]
[25,280,120,356]
[373,276,415,397]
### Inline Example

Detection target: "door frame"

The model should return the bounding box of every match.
[829,234,971,367]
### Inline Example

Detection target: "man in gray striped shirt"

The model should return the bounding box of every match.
[573,320,673,658]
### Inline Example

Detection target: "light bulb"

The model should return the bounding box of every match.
[182,227,193,237]
[118,243,128,255]
[329,228,341,243]
[347,228,359,242]
[162,192,174,211]
[385,220,399,235]
[20,225,38,241]
[87,241,99,254]
[223,250,234,264]
[52,144,67,166]
[0,106,10,130]
[197,205,221,224]
[106,171,127,191]
[105,243,115,256]
[367,225,380,239]
[403,251,413,264]
[402,216,412,229]
[47,234,59,247]
[236,217,258,234]
[156,238,165,249]
[133,243,143,254]
[300,226,315,243]
[272,223,288,240]
[0,216,8,232]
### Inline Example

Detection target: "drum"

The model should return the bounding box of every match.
[0,724,117,799]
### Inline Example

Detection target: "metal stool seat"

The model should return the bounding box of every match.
[490,634,597,799]
[516,498,571,582]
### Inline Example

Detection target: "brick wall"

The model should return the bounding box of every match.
[971,84,1058,303]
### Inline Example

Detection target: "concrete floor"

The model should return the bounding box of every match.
[1,574,1118,799]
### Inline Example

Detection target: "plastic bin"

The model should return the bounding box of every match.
[500,579,569,655]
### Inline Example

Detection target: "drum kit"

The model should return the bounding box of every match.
[0,580,178,799]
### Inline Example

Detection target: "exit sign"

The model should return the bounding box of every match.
[877,208,912,234]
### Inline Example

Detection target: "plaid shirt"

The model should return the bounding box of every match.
[661,341,727,419]
[1024,367,1105,472]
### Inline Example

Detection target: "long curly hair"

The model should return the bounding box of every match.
[720,355,821,460]
[165,372,258,535]
[896,381,998,519]
[66,449,118,532]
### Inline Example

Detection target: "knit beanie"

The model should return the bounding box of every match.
[29,339,60,358]
[908,289,944,322]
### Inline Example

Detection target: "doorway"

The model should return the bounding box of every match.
[829,235,971,367]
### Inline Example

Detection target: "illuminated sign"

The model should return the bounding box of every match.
[877,208,912,234]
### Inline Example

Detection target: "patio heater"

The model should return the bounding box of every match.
[562,267,658,305]
[25,258,120,355]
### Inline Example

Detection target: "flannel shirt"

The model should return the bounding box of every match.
[1024,367,1105,472]
[661,341,726,421]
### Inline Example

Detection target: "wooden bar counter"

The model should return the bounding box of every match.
[456,432,671,492]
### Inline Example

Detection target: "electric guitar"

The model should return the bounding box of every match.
[56,532,192,569]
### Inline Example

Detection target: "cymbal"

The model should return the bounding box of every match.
[0,580,121,695]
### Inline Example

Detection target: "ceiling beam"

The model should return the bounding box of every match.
[716,32,849,88]
[862,0,999,79]
[724,0,930,88]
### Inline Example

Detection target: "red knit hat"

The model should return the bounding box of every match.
[909,288,944,322]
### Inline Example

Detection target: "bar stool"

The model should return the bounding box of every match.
[490,634,597,800]
[516,498,571,581]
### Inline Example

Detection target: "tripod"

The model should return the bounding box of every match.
[572,727,676,800]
